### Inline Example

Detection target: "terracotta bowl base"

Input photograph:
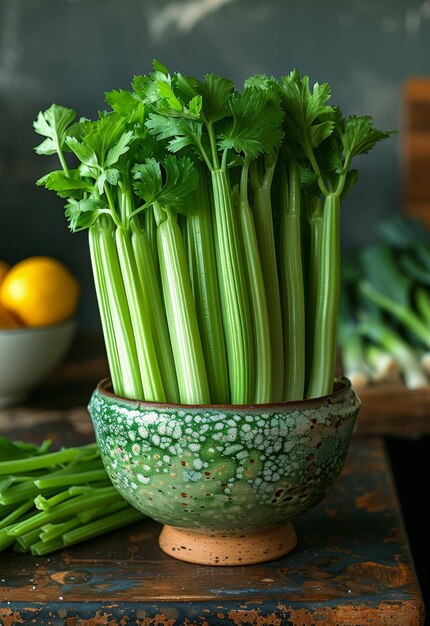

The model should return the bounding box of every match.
[158,523,297,566]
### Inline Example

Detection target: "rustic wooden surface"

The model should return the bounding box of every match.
[355,383,430,437]
[0,336,426,624]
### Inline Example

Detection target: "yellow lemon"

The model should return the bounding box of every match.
[0,256,80,327]
[0,262,21,328]
[0,304,22,328]
[0,260,10,287]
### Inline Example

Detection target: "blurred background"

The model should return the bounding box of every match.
[1,0,429,331]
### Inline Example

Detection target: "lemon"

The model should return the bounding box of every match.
[0,256,80,327]
[0,261,21,328]
[0,260,10,286]
[0,304,21,328]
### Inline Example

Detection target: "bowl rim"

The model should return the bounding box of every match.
[0,318,76,336]
[95,375,356,411]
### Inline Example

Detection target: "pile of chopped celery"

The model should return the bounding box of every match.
[338,215,430,390]
[0,438,144,555]
[35,62,390,404]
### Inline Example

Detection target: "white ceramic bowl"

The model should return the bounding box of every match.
[0,320,76,408]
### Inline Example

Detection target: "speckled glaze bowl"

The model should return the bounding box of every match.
[88,377,360,565]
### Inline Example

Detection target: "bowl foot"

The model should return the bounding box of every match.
[158,523,297,566]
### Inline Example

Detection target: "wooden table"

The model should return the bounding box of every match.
[0,339,425,625]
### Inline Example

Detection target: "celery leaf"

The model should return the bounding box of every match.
[65,198,108,231]
[72,113,127,165]
[34,104,76,155]
[132,158,163,203]
[105,89,139,115]
[173,72,202,102]
[146,114,201,153]
[280,71,335,152]
[218,88,284,158]
[158,155,198,213]
[105,131,134,167]
[152,59,169,76]
[66,137,99,170]
[133,156,197,214]
[105,89,145,125]
[342,115,393,163]
[201,74,235,124]
[36,169,93,199]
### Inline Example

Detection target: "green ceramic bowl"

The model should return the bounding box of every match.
[88,377,360,565]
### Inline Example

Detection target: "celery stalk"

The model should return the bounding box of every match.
[0,499,34,530]
[63,506,143,547]
[8,488,123,537]
[187,167,229,404]
[154,202,210,404]
[116,226,166,401]
[239,159,271,403]
[279,162,306,401]
[97,219,144,400]
[305,196,323,387]
[143,206,159,267]
[250,156,284,402]
[0,528,15,551]
[211,169,253,404]
[16,528,42,551]
[31,537,65,556]
[131,225,180,403]
[88,226,124,395]
[0,445,96,475]
[0,483,52,505]
[77,500,129,523]
[34,490,74,511]
[40,517,81,543]
[35,469,108,489]
[306,194,340,398]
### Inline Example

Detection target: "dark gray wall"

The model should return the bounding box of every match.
[1,0,429,330]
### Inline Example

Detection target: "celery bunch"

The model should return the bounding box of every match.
[0,438,144,555]
[35,62,390,403]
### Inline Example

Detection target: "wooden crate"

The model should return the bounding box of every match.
[404,78,430,227]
